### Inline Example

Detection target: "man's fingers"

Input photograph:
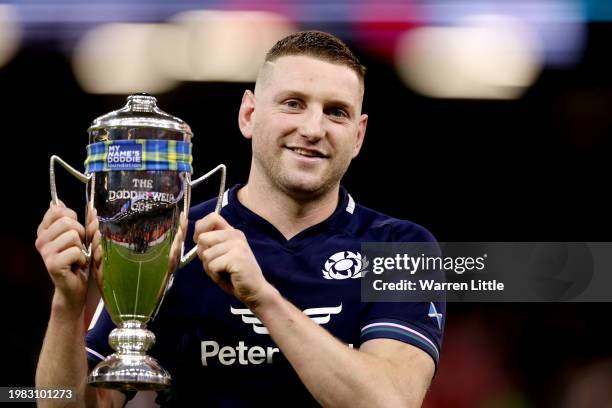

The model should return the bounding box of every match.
[91,229,101,247]
[38,216,85,247]
[205,253,234,283]
[92,242,102,265]
[86,207,98,230]
[48,246,87,276]
[206,266,234,295]
[200,241,231,265]
[196,229,240,251]
[41,229,85,258]
[193,213,233,241]
[38,205,79,236]
[70,246,89,269]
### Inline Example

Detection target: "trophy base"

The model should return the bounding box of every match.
[88,352,171,391]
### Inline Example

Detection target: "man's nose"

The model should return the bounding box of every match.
[298,110,325,141]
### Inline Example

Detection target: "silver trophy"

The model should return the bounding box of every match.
[49,93,226,390]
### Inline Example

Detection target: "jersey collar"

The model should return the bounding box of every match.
[221,184,355,247]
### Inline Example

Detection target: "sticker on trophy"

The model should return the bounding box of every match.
[106,141,143,170]
[85,139,193,174]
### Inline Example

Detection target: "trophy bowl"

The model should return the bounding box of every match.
[49,93,225,391]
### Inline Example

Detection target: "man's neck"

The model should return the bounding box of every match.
[236,180,340,240]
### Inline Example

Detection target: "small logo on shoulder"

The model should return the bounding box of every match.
[428,302,443,330]
[322,251,368,280]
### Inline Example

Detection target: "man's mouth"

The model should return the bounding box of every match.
[286,147,328,159]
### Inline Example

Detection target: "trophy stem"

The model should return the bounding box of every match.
[87,320,171,391]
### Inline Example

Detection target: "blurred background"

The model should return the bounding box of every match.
[1,0,611,406]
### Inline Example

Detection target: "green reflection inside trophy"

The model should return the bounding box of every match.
[100,215,176,324]
[87,168,183,390]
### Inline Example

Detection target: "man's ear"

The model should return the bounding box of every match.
[238,90,256,139]
[352,114,368,158]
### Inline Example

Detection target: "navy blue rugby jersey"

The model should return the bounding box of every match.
[86,185,445,407]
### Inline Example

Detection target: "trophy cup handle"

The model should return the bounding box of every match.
[49,155,93,259]
[179,163,227,269]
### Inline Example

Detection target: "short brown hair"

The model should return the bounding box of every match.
[265,31,366,83]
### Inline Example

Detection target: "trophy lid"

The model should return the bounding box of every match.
[88,93,192,136]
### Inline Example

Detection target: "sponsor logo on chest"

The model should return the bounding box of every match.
[201,304,348,366]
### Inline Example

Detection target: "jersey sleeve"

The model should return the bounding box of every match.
[360,301,445,367]
[359,220,446,368]
[85,300,116,368]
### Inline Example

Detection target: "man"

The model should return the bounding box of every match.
[35,31,444,407]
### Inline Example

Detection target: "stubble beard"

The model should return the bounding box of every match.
[252,146,349,201]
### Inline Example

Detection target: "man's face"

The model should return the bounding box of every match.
[240,55,368,198]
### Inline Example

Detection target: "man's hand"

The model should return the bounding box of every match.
[194,213,276,308]
[35,201,89,316]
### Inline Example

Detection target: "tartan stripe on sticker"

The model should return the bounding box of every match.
[84,139,192,173]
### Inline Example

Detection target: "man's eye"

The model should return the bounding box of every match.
[328,108,348,118]
[285,100,300,109]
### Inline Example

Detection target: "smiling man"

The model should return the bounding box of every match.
[35,31,445,407]
[247,52,366,200]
